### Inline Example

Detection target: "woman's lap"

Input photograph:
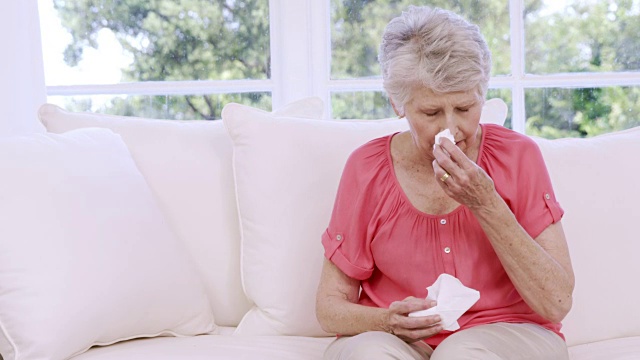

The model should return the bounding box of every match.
[432,323,568,360]
[323,323,568,360]
[323,331,432,360]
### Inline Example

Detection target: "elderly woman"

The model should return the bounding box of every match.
[316,6,574,360]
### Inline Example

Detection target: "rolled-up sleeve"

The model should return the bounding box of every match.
[321,151,376,281]
[514,140,564,239]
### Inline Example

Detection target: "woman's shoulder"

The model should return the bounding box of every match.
[481,124,540,159]
[483,123,535,144]
[347,133,394,163]
[342,133,395,182]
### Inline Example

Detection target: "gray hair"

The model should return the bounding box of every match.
[379,6,492,110]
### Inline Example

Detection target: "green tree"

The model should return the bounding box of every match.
[55,0,271,119]
[524,0,640,138]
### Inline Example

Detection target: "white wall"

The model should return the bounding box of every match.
[0,1,46,136]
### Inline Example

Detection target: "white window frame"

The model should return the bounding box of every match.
[45,0,640,133]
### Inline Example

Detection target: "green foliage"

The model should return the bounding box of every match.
[525,86,640,139]
[54,0,270,119]
[525,0,640,74]
[59,93,271,120]
[524,0,640,137]
[331,91,395,119]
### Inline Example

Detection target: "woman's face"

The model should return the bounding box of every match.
[401,87,483,160]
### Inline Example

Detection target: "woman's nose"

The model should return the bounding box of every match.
[442,115,458,138]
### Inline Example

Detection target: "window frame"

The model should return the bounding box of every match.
[43,0,640,132]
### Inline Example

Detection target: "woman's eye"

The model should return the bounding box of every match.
[457,108,470,112]
[425,112,438,116]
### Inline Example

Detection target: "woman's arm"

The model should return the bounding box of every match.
[315,259,443,341]
[470,195,574,322]
[433,139,575,323]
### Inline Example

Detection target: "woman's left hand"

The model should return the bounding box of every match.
[432,138,496,210]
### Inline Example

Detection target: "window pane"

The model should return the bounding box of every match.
[525,87,640,138]
[331,0,511,79]
[39,0,270,86]
[525,0,640,74]
[331,89,512,123]
[331,92,394,119]
[47,93,271,120]
[487,89,513,129]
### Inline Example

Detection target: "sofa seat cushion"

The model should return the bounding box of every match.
[568,336,640,360]
[70,335,334,360]
[69,335,640,360]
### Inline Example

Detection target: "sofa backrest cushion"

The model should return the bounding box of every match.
[38,104,253,326]
[533,126,640,346]
[223,105,409,336]
[221,98,508,336]
[0,128,214,360]
[37,98,325,327]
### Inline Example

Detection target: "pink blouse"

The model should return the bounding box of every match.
[321,124,565,347]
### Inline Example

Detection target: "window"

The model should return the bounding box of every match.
[39,0,640,137]
[330,0,511,121]
[39,0,272,119]
[522,0,640,137]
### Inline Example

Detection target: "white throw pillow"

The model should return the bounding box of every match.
[38,104,251,327]
[222,98,508,336]
[37,97,325,327]
[532,126,640,346]
[0,129,214,360]
[223,104,409,336]
[479,98,508,126]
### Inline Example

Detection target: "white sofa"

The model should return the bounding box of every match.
[0,97,638,359]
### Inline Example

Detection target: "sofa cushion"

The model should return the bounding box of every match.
[568,336,640,360]
[533,126,640,347]
[38,104,252,326]
[221,98,508,336]
[479,97,508,126]
[70,335,333,360]
[38,98,324,326]
[0,129,214,360]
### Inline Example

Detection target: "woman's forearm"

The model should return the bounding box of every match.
[316,294,391,335]
[316,260,443,341]
[316,259,392,335]
[470,193,574,323]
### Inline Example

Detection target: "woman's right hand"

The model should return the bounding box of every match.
[386,296,443,343]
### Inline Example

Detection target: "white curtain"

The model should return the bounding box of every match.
[0,1,47,136]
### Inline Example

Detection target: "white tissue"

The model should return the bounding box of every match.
[434,129,455,149]
[408,273,480,331]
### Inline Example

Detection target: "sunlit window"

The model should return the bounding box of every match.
[39,0,271,119]
[39,0,640,137]
[524,0,640,137]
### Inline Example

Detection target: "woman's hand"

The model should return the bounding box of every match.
[385,296,443,343]
[432,138,496,210]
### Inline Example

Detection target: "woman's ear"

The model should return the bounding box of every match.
[390,98,404,119]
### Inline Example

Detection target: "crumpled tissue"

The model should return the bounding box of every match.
[433,129,455,150]
[408,273,480,331]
